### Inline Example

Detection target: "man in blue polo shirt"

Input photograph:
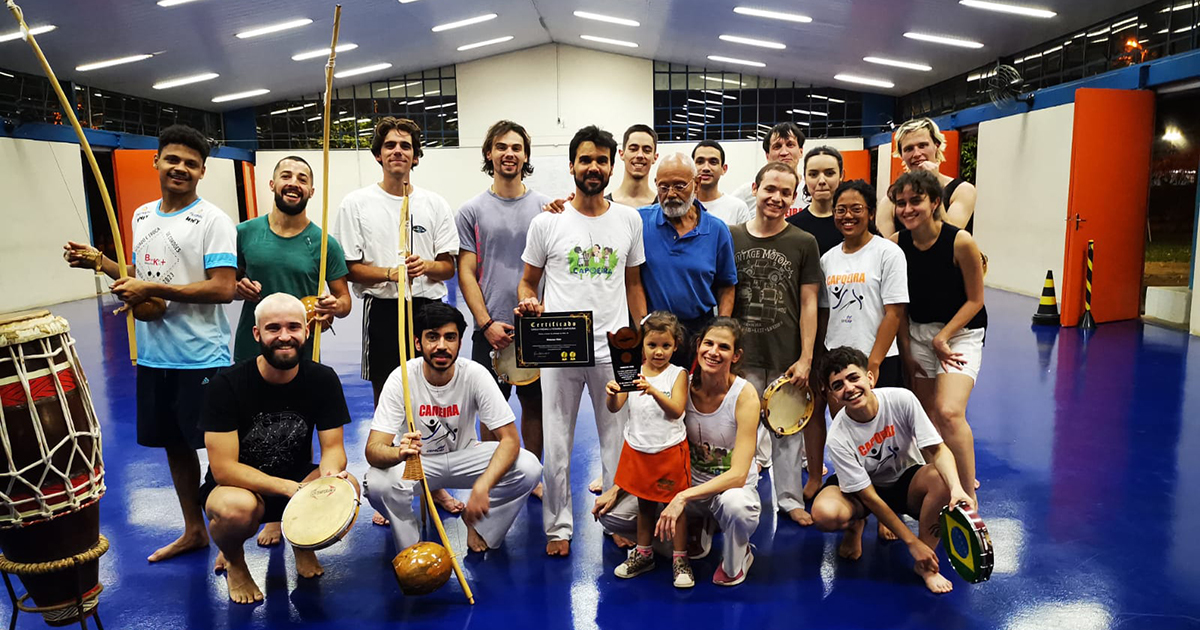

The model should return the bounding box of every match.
[638,153,738,369]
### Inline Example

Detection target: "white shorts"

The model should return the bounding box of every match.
[907,321,985,382]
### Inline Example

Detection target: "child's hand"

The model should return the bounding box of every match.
[633,375,651,394]
[605,380,621,396]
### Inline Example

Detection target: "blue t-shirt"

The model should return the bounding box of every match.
[637,200,738,321]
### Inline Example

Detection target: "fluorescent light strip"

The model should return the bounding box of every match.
[76,54,153,72]
[1112,16,1139,27]
[402,99,425,107]
[270,103,317,115]
[809,94,846,104]
[701,74,745,86]
[788,108,828,117]
[0,25,55,43]
[864,56,931,71]
[458,36,513,51]
[1087,27,1110,37]
[212,88,269,103]
[307,115,322,122]
[1042,45,1064,54]
[292,43,358,61]
[424,102,456,110]
[732,6,812,23]
[703,89,737,100]
[334,62,392,78]
[958,0,1056,19]
[446,118,457,123]
[573,11,639,27]
[0,70,13,78]
[707,55,765,68]
[374,81,422,93]
[1161,1,1197,12]
[236,18,313,39]
[719,34,786,50]
[1112,23,1138,34]
[904,32,984,48]
[153,72,219,89]
[158,0,202,6]
[431,13,497,33]
[967,69,998,81]
[834,73,895,89]
[581,34,638,48]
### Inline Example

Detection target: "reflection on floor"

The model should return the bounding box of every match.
[4,288,1199,630]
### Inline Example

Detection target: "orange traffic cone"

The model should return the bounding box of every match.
[1032,270,1060,326]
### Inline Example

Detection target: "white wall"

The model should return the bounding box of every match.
[0,138,96,312]
[197,157,240,225]
[974,103,1076,296]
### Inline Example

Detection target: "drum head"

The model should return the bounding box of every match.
[0,311,68,347]
[762,377,813,436]
[492,344,539,386]
[281,477,360,550]
[939,503,994,584]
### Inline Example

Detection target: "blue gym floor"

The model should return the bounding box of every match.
[4,287,1199,630]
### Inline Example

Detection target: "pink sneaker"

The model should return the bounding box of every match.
[712,547,754,586]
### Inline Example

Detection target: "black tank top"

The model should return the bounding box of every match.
[899,223,987,329]
[892,177,973,234]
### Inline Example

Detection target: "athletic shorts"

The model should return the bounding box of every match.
[470,329,541,400]
[614,440,691,503]
[361,295,440,386]
[907,321,985,382]
[823,464,922,519]
[136,366,219,449]
[199,464,319,524]
[877,355,904,388]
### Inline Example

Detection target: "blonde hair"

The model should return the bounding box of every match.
[892,117,946,162]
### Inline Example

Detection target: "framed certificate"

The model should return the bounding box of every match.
[516,311,594,367]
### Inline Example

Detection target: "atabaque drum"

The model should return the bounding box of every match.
[940,501,994,584]
[281,476,360,550]
[392,541,452,596]
[0,310,106,614]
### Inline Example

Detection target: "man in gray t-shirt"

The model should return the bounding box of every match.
[456,120,551,488]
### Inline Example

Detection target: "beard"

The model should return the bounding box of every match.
[422,348,457,372]
[574,171,609,196]
[260,338,303,369]
[274,188,309,216]
[661,193,694,218]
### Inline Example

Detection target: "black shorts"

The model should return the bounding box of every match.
[361,295,441,387]
[198,464,319,524]
[877,355,904,388]
[136,366,219,449]
[470,329,541,400]
[822,464,923,519]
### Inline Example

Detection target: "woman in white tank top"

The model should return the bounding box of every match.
[654,317,763,586]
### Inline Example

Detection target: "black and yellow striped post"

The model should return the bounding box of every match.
[1032,270,1060,325]
[1079,240,1097,330]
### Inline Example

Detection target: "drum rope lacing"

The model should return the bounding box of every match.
[0,534,108,575]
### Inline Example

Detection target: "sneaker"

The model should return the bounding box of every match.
[672,556,695,589]
[614,550,655,578]
[712,547,755,586]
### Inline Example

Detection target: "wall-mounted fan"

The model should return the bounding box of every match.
[987,64,1034,109]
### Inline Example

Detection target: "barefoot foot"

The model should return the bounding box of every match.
[224,557,264,604]
[467,525,490,553]
[372,511,390,527]
[877,521,899,542]
[838,520,865,561]
[432,488,465,514]
[148,530,209,562]
[588,478,602,494]
[546,539,570,557]
[612,533,636,549]
[214,551,227,574]
[530,482,544,500]
[294,548,324,578]
[918,567,954,594]
[786,507,814,526]
[257,522,282,547]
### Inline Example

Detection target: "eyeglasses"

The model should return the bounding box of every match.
[833,204,867,217]
[656,182,692,194]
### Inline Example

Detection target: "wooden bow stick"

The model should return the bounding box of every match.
[311,4,341,362]
[395,196,474,605]
[7,0,136,365]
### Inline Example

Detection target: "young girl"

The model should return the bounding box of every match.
[788,145,846,255]
[606,312,693,588]
[889,170,986,501]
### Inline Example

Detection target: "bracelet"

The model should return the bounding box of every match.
[482,319,495,332]
[386,267,395,282]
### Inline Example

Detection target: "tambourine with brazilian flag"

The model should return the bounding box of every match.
[939,501,994,583]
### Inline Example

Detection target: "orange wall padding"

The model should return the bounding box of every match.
[841,149,871,184]
[1060,88,1154,326]
[241,160,258,220]
[889,129,960,184]
[112,150,161,263]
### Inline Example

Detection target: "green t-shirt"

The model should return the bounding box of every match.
[233,216,350,363]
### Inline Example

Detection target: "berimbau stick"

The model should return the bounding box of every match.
[312,4,341,362]
[6,0,137,365]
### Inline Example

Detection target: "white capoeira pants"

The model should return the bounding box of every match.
[598,475,761,577]
[364,441,542,551]
[541,363,627,541]
[744,368,807,514]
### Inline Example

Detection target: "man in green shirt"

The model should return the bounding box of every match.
[233,156,352,366]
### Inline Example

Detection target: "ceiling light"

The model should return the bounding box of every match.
[0,25,55,43]
[425,102,457,110]
[573,11,640,27]
[157,0,203,6]
[789,108,828,117]
[1042,45,1063,54]
[402,99,425,107]
[904,32,984,48]
[719,35,786,50]
[335,62,393,78]
[153,72,219,89]
[732,6,812,23]
[703,89,737,100]
[0,70,13,78]
[399,0,420,3]
[1111,16,1138,27]
[270,103,317,115]
[374,80,422,93]
[212,88,270,103]
[446,117,457,123]
[235,18,313,39]
[431,13,497,33]
[707,55,765,68]
[336,116,356,123]
[292,43,358,61]
[701,74,746,86]
[809,94,846,104]
[458,36,513,51]
[864,56,931,71]
[834,74,895,89]
[959,0,1056,18]
[76,54,153,72]
[306,115,322,122]
[581,34,638,48]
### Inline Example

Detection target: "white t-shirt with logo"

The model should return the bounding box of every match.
[130,198,236,369]
[624,363,687,453]
[826,388,943,493]
[701,194,752,226]
[819,236,909,357]
[521,202,646,364]
[331,184,459,300]
[371,358,515,455]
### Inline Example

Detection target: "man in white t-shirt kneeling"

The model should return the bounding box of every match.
[364,303,542,553]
